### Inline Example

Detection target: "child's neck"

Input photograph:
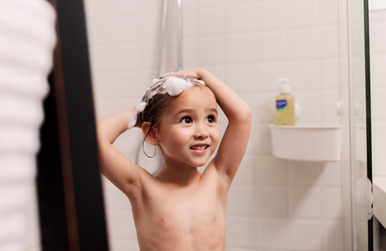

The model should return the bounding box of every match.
[155,161,201,186]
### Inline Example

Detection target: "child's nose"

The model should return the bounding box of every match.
[194,124,209,139]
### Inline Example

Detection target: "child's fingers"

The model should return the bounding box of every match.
[163,69,199,79]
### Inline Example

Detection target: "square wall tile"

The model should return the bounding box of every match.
[106,209,137,239]
[239,93,258,117]
[115,43,142,71]
[295,91,321,123]
[197,37,225,65]
[370,55,386,88]
[141,0,163,13]
[289,219,323,250]
[320,162,342,187]
[110,239,140,251]
[141,41,158,69]
[116,16,141,43]
[116,0,141,15]
[318,0,339,25]
[88,17,117,45]
[289,161,324,187]
[287,29,319,59]
[371,88,386,121]
[94,99,118,120]
[321,58,340,89]
[181,0,196,9]
[252,92,276,125]
[287,0,318,28]
[290,188,322,219]
[201,65,226,82]
[115,70,145,98]
[258,219,289,249]
[90,45,117,72]
[226,217,257,248]
[370,23,386,54]
[183,9,197,38]
[256,62,287,91]
[226,3,255,33]
[288,60,320,89]
[197,6,225,36]
[226,34,255,63]
[233,155,256,185]
[255,156,288,186]
[141,13,161,40]
[197,0,224,7]
[246,125,272,155]
[323,220,344,251]
[226,64,256,93]
[182,38,197,67]
[227,185,256,216]
[84,0,118,18]
[260,187,288,217]
[113,128,143,155]
[256,1,285,30]
[373,154,386,176]
[102,177,132,211]
[256,31,286,61]
[372,123,386,154]
[321,27,340,58]
[93,72,119,99]
[323,188,343,219]
[322,90,340,122]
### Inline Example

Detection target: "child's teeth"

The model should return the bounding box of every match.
[192,146,206,150]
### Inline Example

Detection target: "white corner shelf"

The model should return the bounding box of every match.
[374,177,386,228]
[269,124,342,162]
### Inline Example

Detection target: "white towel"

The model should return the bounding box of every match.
[0,0,56,250]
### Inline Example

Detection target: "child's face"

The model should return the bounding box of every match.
[156,86,220,168]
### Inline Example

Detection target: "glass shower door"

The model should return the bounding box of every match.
[340,0,373,250]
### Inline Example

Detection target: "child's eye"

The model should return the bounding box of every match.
[180,116,193,124]
[206,115,215,123]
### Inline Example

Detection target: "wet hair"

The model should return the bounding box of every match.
[140,77,203,137]
[140,77,203,156]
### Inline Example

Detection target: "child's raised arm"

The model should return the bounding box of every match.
[168,68,252,186]
[96,109,146,197]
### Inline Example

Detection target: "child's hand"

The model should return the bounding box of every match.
[164,68,205,80]
[133,106,143,128]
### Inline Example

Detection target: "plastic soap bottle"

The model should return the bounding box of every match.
[275,78,295,126]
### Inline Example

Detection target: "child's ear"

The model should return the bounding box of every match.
[141,122,159,146]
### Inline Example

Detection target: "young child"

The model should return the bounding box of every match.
[97,68,251,251]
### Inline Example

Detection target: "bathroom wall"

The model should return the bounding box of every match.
[369,9,386,179]
[84,0,343,250]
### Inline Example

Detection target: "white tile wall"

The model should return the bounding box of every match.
[369,10,386,181]
[84,0,345,250]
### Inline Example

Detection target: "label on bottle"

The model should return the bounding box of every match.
[275,96,295,126]
[276,100,287,110]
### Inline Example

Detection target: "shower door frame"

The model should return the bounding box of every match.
[339,0,373,250]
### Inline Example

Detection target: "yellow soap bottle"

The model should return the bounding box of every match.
[275,78,295,126]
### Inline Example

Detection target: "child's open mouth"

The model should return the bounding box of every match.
[190,144,209,155]
[190,145,209,150]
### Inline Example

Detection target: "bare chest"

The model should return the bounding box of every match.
[132,183,227,251]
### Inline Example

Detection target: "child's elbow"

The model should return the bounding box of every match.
[244,106,252,124]
[238,105,252,125]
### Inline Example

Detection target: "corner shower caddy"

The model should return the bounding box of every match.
[269,124,342,162]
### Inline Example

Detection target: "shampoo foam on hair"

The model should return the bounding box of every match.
[275,78,295,126]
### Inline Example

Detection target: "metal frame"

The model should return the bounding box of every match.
[36,0,109,250]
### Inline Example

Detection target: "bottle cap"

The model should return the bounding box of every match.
[277,78,290,94]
